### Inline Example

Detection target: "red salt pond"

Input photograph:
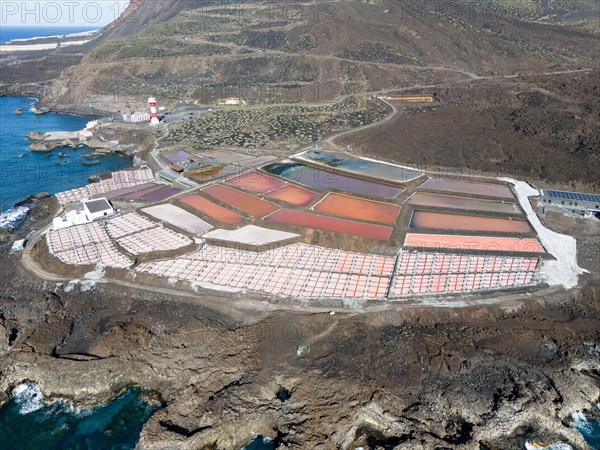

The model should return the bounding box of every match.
[314,193,400,225]
[266,185,321,207]
[408,192,520,215]
[203,184,280,217]
[410,210,533,233]
[265,209,393,240]
[179,194,244,225]
[420,178,514,199]
[404,233,544,253]
[225,170,286,193]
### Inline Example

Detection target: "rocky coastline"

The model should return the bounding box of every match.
[0,202,598,449]
[25,129,136,156]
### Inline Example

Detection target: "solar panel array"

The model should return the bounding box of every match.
[546,190,600,204]
[56,168,155,205]
[46,222,132,268]
[389,251,538,297]
[136,244,395,299]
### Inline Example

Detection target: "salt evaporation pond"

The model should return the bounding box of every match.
[265,163,404,199]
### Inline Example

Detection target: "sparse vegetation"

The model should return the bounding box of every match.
[163,97,390,149]
[341,41,418,64]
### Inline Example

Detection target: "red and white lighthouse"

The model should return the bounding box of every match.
[148,97,159,125]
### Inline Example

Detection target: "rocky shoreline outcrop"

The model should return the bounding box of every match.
[25,129,135,155]
[0,236,598,449]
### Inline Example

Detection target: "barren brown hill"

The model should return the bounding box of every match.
[44,0,599,108]
[337,69,600,190]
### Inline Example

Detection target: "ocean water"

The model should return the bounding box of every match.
[243,435,277,449]
[0,384,160,450]
[0,26,100,44]
[571,411,600,450]
[0,96,132,225]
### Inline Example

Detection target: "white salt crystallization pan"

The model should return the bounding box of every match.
[202,225,299,246]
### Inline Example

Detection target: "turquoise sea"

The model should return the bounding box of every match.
[0,26,100,44]
[0,96,132,225]
[0,384,159,450]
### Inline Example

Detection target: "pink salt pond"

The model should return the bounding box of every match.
[410,210,533,233]
[225,170,286,194]
[404,233,544,253]
[266,185,321,207]
[265,209,393,240]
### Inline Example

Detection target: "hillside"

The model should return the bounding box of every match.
[45,0,599,109]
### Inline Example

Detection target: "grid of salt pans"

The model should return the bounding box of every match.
[46,222,132,268]
[106,213,157,239]
[56,168,154,205]
[116,226,192,255]
[389,252,538,297]
[136,243,395,299]
[107,213,192,255]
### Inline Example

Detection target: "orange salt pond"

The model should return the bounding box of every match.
[203,184,280,217]
[420,178,514,199]
[266,185,320,207]
[404,233,544,253]
[265,209,393,240]
[314,193,400,225]
[410,210,533,233]
[179,194,244,225]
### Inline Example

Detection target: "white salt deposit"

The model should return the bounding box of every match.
[142,204,213,235]
[499,178,586,289]
[202,225,299,246]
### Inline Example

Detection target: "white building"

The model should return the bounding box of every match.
[82,198,114,220]
[124,112,151,123]
[10,239,26,253]
[79,129,93,141]
[52,209,92,230]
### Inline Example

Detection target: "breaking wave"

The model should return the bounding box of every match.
[0,206,29,228]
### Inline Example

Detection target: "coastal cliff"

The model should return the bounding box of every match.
[0,240,599,448]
